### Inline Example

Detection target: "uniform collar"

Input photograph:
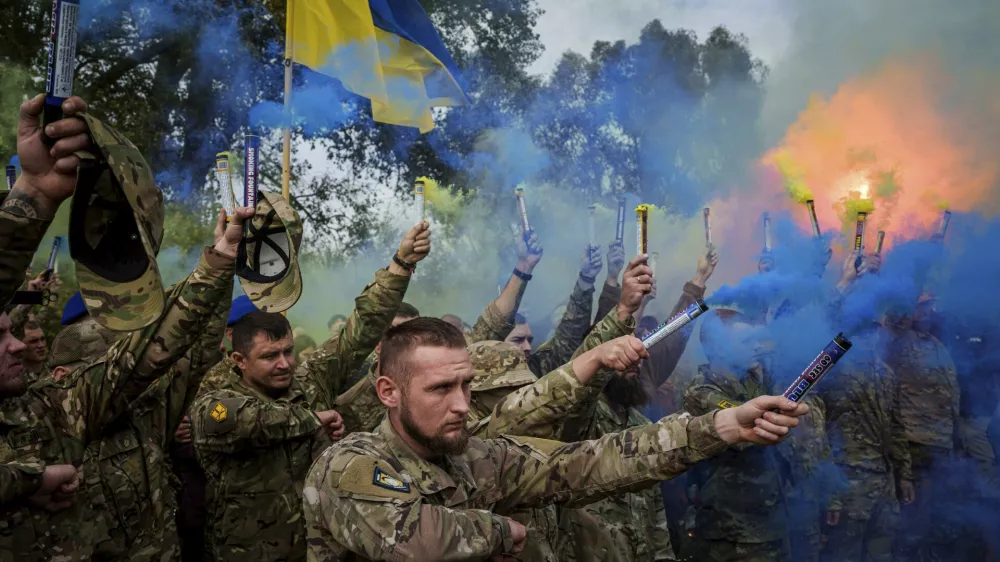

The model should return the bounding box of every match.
[376,415,478,503]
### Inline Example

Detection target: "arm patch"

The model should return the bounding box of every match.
[717,399,738,409]
[203,397,241,435]
[338,456,418,500]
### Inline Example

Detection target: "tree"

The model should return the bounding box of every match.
[530,23,768,214]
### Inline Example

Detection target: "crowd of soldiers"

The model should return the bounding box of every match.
[0,92,996,562]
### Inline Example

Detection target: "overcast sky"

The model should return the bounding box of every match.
[530,0,792,74]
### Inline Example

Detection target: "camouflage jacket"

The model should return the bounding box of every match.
[817,334,913,481]
[192,268,408,562]
[528,282,594,378]
[302,411,728,561]
[775,395,836,508]
[336,297,522,435]
[884,327,960,449]
[0,461,43,505]
[0,207,51,308]
[87,268,232,561]
[682,363,788,543]
[0,247,236,562]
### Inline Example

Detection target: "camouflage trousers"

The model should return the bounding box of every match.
[894,443,961,562]
[787,499,821,562]
[821,467,896,562]
[694,538,786,562]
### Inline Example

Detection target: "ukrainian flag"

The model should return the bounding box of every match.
[286,0,468,133]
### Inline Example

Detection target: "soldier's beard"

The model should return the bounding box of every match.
[400,400,470,457]
[604,374,649,409]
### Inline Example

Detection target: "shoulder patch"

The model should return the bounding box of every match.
[338,456,417,500]
[201,397,241,435]
[373,466,410,493]
[717,399,736,409]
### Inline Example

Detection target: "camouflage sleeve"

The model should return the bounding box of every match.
[0,462,44,505]
[297,268,409,405]
[0,210,51,307]
[885,362,913,481]
[468,302,516,344]
[642,282,705,396]
[191,391,322,454]
[484,362,605,440]
[529,284,595,375]
[594,280,621,324]
[492,410,728,511]
[569,306,636,362]
[683,375,738,417]
[307,451,512,559]
[63,247,236,443]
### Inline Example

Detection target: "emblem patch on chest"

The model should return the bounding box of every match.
[210,402,228,422]
[373,466,410,492]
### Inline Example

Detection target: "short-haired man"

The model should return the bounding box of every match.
[303,318,809,560]
[18,320,46,384]
[192,224,429,562]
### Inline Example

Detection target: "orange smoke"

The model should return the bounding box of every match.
[761,56,1000,250]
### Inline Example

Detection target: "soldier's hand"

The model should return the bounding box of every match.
[836,250,860,290]
[26,271,48,292]
[618,255,653,320]
[214,207,254,259]
[862,253,882,275]
[898,479,916,504]
[15,95,94,218]
[595,336,649,373]
[825,510,841,526]
[515,231,543,273]
[490,517,526,560]
[174,416,192,444]
[714,395,808,446]
[694,248,719,286]
[29,464,79,512]
[607,241,626,279]
[579,245,603,285]
[398,221,432,265]
[317,410,345,441]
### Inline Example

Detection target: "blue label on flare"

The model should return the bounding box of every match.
[782,334,851,402]
[244,135,260,209]
[4,165,15,190]
[45,0,80,105]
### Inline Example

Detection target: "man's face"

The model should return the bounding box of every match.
[397,346,472,456]
[505,323,533,358]
[702,321,762,372]
[391,314,417,328]
[233,332,296,397]
[0,314,27,396]
[21,328,46,364]
[329,319,346,337]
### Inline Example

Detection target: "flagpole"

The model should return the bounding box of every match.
[281,0,294,202]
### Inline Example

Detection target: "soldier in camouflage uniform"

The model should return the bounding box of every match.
[0,95,244,560]
[302,317,810,561]
[682,309,789,562]
[882,295,961,562]
[191,224,428,562]
[553,249,716,562]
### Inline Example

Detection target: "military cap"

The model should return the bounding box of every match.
[237,190,302,313]
[48,316,124,368]
[227,294,257,326]
[69,114,165,332]
[61,291,88,325]
[467,340,537,392]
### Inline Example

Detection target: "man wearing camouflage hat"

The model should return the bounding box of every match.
[0,94,248,561]
[191,219,430,562]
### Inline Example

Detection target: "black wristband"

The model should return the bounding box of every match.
[579,273,597,284]
[512,268,532,281]
[393,253,416,272]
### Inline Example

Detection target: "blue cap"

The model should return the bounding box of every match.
[227,295,257,326]
[8,155,18,167]
[61,292,89,325]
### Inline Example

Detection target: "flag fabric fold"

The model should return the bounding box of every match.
[286,0,468,133]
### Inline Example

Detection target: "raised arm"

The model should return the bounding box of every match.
[192,391,323,454]
[468,231,543,343]
[594,242,626,323]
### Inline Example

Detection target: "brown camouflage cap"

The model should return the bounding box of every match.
[70,114,166,332]
[48,316,125,368]
[237,190,302,313]
[467,340,537,392]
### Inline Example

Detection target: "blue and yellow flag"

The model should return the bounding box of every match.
[286,0,468,133]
